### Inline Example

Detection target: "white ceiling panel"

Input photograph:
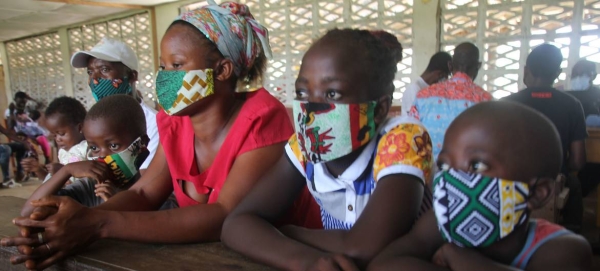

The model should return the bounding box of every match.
[0,0,173,42]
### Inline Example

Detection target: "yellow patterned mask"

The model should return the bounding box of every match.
[155,69,215,115]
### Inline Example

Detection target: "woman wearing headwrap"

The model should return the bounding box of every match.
[2,1,321,269]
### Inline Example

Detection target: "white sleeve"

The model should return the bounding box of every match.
[401,82,420,116]
[141,111,159,170]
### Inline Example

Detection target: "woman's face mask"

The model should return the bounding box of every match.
[570,75,591,91]
[433,168,531,248]
[88,137,148,188]
[89,77,132,101]
[292,101,377,163]
[155,69,215,115]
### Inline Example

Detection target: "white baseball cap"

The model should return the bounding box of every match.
[70,37,138,71]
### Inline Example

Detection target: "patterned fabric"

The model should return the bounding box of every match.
[155,69,214,115]
[511,219,571,269]
[286,116,433,229]
[57,140,88,165]
[433,169,529,248]
[89,137,148,188]
[176,0,272,76]
[89,77,132,101]
[292,101,377,163]
[409,72,492,160]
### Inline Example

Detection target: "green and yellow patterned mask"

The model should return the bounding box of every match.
[432,168,530,247]
[155,69,214,115]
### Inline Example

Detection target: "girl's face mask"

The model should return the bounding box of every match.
[432,168,531,248]
[88,137,148,188]
[89,77,132,101]
[292,101,377,163]
[155,69,215,115]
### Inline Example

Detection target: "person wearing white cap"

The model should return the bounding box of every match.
[70,37,159,175]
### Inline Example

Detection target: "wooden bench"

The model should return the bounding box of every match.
[0,196,275,271]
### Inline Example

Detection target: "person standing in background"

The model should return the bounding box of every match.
[504,44,587,232]
[401,52,452,116]
[567,59,600,118]
[409,42,491,160]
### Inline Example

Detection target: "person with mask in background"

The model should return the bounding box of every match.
[567,59,600,126]
[70,37,159,175]
[567,60,600,200]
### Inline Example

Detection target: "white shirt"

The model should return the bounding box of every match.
[140,102,159,170]
[402,77,429,116]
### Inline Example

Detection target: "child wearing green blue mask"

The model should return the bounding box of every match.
[223,28,434,270]
[368,101,592,271]
[21,95,149,216]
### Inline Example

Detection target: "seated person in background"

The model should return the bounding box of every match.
[5,91,43,131]
[21,95,148,216]
[402,51,452,116]
[222,28,433,270]
[21,97,87,183]
[368,101,592,271]
[409,42,492,160]
[25,110,51,162]
[14,110,51,164]
[503,44,587,232]
[566,59,600,120]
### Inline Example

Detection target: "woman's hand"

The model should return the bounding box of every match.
[65,161,112,182]
[2,196,104,270]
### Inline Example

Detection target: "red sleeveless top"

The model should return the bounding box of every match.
[511,219,571,269]
[157,89,322,228]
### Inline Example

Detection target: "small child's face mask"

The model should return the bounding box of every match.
[89,77,132,101]
[432,168,532,248]
[155,69,215,115]
[88,137,148,187]
[292,101,377,163]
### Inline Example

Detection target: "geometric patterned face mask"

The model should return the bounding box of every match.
[155,69,215,115]
[89,77,132,102]
[432,168,530,248]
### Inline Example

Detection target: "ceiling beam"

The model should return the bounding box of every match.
[36,0,146,9]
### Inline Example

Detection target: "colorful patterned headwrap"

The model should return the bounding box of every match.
[176,0,272,77]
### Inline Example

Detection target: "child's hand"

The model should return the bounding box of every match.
[306,254,359,271]
[45,163,64,175]
[94,181,117,202]
[65,161,112,182]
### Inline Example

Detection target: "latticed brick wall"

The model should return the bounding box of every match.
[182,0,415,105]
[5,33,64,106]
[441,0,600,99]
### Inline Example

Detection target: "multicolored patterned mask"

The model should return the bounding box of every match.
[433,168,530,248]
[292,101,377,163]
[155,69,215,115]
[88,137,148,188]
[89,77,132,101]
